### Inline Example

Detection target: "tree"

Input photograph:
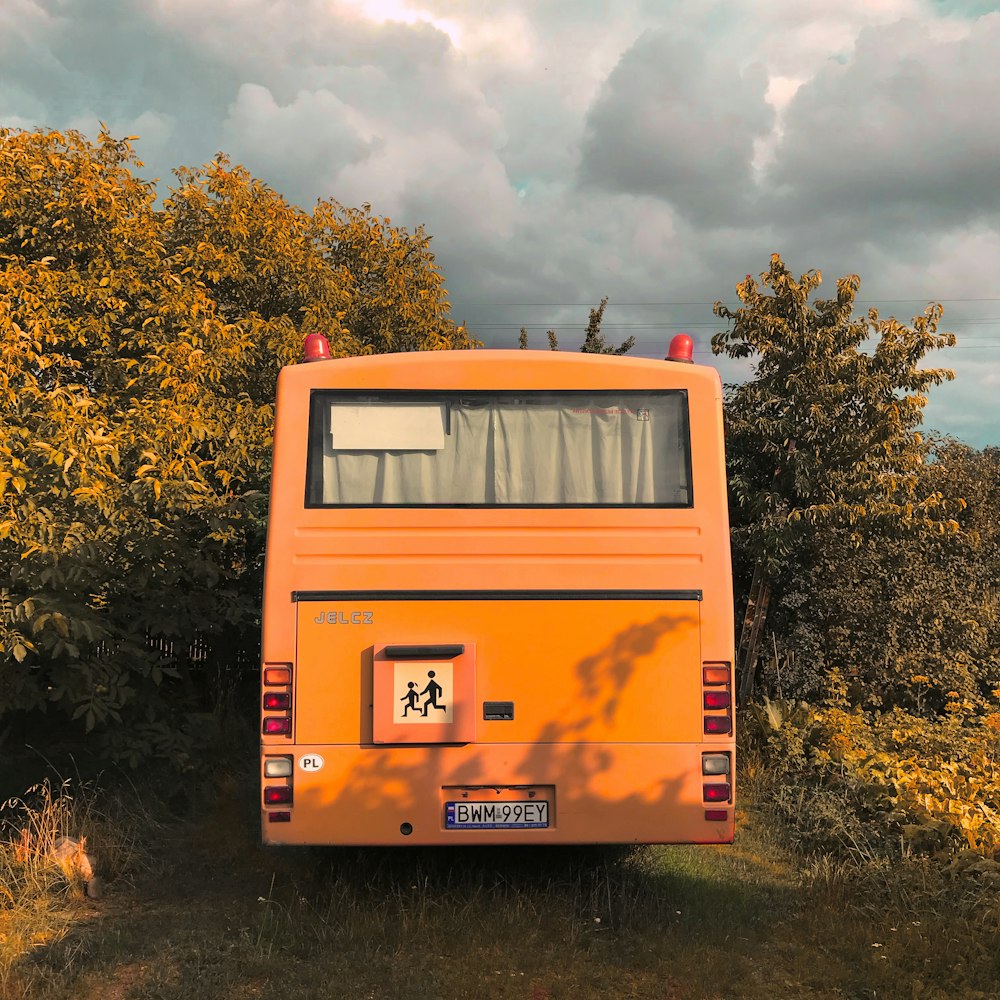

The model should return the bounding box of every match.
[767,440,999,709]
[712,254,965,704]
[517,328,559,350]
[166,158,476,368]
[580,297,635,355]
[519,298,630,354]
[713,254,961,569]
[0,127,476,761]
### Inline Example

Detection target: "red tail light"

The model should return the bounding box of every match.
[704,691,731,710]
[704,716,732,735]
[262,717,291,735]
[264,786,293,805]
[704,809,728,822]
[268,811,291,823]
[702,662,733,738]
[703,783,731,803]
[263,692,290,710]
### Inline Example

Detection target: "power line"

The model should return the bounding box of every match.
[620,349,1000,359]
[499,341,1000,353]
[457,297,1000,307]
[523,352,1000,360]
[472,321,1000,329]
[505,346,1000,353]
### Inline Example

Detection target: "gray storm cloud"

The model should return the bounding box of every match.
[577,28,774,224]
[767,15,1000,234]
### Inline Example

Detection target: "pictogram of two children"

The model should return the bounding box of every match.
[400,671,446,717]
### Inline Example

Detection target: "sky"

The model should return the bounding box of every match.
[2,0,998,447]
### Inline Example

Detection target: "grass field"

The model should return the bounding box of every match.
[2,768,999,1000]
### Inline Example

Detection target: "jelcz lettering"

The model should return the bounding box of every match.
[313,611,375,624]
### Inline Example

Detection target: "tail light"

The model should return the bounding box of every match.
[264,666,292,685]
[703,782,731,803]
[263,756,294,821]
[264,756,293,778]
[702,753,731,775]
[264,786,293,805]
[703,665,730,685]
[704,716,732,735]
[702,662,733,737]
[262,662,292,739]
[262,663,294,823]
[702,666,734,823]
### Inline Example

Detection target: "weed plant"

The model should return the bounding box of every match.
[5,700,1000,999]
[742,675,1000,921]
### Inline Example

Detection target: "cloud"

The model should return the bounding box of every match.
[924,355,1000,443]
[766,13,1000,235]
[578,27,773,224]
[221,84,377,202]
[0,0,997,445]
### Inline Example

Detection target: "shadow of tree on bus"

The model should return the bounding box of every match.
[289,605,707,850]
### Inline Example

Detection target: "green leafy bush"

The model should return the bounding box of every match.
[746,685,1000,867]
[759,442,1000,709]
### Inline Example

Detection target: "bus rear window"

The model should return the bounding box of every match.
[305,390,691,507]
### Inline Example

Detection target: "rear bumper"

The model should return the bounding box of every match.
[260,742,735,846]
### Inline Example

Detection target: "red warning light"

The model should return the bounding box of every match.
[667,334,694,363]
[303,333,332,363]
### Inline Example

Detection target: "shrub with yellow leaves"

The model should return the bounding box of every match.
[0,128,477,763]
[746,685,1000,865]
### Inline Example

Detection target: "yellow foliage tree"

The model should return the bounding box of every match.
[0,127,476,761]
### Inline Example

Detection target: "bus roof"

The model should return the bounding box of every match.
[281,348,722,393]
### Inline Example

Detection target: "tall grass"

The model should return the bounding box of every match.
[5,736,1000,1000]
[0,776,152,995]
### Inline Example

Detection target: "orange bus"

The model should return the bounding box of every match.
[260,334,734,846]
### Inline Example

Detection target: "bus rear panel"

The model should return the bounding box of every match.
[261,348,734,846]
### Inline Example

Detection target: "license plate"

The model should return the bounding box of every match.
[445,800,549,829]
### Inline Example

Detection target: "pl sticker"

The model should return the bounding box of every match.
[394,662,453,724]
[299,754,325,772]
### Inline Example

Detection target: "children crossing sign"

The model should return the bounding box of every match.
[371,643,475,745]
[393,662,454,724]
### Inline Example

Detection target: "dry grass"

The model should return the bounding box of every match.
[2,764,999,1000]
[0,775,154,998]
[1,780,84,994]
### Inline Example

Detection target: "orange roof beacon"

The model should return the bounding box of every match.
[260,334,735,846]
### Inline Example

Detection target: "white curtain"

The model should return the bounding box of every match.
[320,396,688,505]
